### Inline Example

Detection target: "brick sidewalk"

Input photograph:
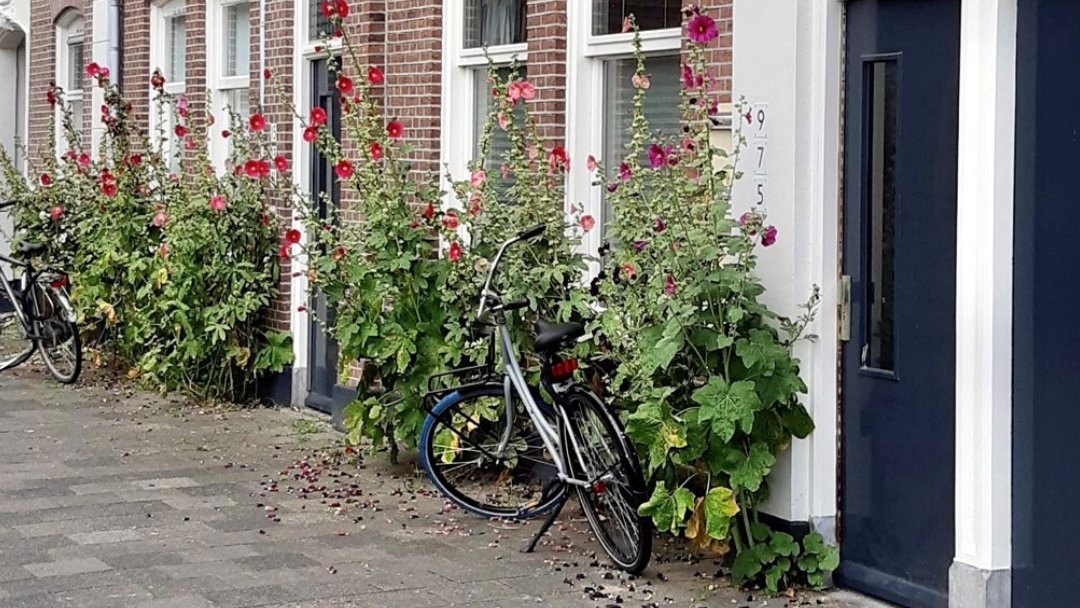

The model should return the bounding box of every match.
[0,369,885,608]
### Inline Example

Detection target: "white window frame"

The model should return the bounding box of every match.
[207,0,252,169]
[439,1,527,213]
[150,0,187,169]
[54,11,85,156]
[566,5,682,267]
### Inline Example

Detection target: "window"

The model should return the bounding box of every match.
[151,0,187,170]
[55,12,85,153]
[210,0,252,168]
[308,0,331,41]
[592,0,681,35]
[165,13,186,85]
[464,0,526,48]
[223,2,251,78]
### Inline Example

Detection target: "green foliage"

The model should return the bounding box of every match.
[0,73,289,400]
[592,12,836,593]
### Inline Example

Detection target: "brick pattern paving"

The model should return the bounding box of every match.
[0,370,882,608]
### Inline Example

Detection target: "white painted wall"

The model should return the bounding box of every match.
[732,0,843,528]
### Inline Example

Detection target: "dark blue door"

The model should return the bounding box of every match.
[838,2,959,606]
[306,59,352,420]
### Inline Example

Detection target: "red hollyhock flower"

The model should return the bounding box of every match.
[151,70,165,90]
[303,126,318,143]
[448,241,463,263]
[249,114,267,132]
[335,0,349,18]
[320,1,334,18]
[369,142,383,160]
[85,62,101,78]
[100,171,118,198]
[579,215,595,232]
[260,212,270,226]
[422,202,435,221]
[49,206,64,221]
[46,89,56,106]
[442,212,459,230]
[39,173,52,187]
[664,274,677,296]
[334,159,353,180]
[279,244,290,260]
[310,107,328,126]
[222,129,231,138]
[78,153,91,168]
[284,228,302,244]
[244,160,262,179]
[548,145,569,173]
[386,120,404,139]
[258,160,271,178]
[263,68,273,80]
[274,155,289,172]
[367,66,384,85]
[337,76,354,96]
[174,124,187,139]
[331,246,347,262]
[126,154,142,167]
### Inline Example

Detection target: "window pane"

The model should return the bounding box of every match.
[593,0,680,35]
[67,41,83,91]
[309,0,331,40]
[464,0,526,48]
[167,15,186,82]
[864,60,898,371]
[224,3,251,78]
[472,67,524,198]
[601,55,681,234]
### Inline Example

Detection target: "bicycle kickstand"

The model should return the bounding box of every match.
[523,488,569,554]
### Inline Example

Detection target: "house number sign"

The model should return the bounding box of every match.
[745,102,768,212]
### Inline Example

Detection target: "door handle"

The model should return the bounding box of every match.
[839,275,852,342]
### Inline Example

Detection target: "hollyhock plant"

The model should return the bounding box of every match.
[334,159,353,179]
[589,14,830,592]
[367,66,384,85]
[303,126,318,142]
[337,76,354,96]
[368,142,383,160]
[210,194,227,212]
[274,155,289,172]
[310,107,328,126]
[249,114,266,132]
[386,120,403,139]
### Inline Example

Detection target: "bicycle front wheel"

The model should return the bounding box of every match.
[31,282,81,384]
[419,384,564,519]
[561,387,652,574]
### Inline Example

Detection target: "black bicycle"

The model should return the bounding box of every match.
[0,200,81,383]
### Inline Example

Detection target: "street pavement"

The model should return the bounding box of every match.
[0,366,889,608]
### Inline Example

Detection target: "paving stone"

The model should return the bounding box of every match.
[130,595,216,608]
[67,528,145,545]
[23,557,113,578]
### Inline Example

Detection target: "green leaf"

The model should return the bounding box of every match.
[781,406,815,439]
[769,531,799,558]
[692,377,760,442]
[702,486,739,540]
[734,328,787,375]
[731,546,765,585]
[728,442,777,492]
[764,563,784,593]
[638,484,694,535]
[641,322,684,375]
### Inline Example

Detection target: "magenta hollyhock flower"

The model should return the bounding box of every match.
[681,64,695,89]
[664,274,676,296]
[632,240,648,252]
[448,241,463,262]
[606,183,618,193]
[222,129,232,138]
[386,120,404,139]
[174,124,187,139]
[334,159,353,179]
[654,217,666,233]
[78,153,90,168]
[244,160,261,178]
[586,155,597,172]
[47,89,57,106]
[337,75,354,96]
[648,144,667,169]
[210,194,227,212]
[303,126,318,143]
[762,225,778,247]
[249,114,267,132]
[310,107,328,126]
[619,162,632,182]
[422,202,436,220]
[687,12,718,45]
[100,172,118,198]
[274,155,289,172]
[367,65,384,85]
[320,1,334,17]
[263,68,273,80]
[40,173,52,187]
[580,215,596,232]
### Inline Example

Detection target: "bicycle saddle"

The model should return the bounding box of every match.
[534,319,585,352]
[17,242,46,258]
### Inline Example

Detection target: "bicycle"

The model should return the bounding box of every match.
[0,200,81,383]
[418,224,652,573]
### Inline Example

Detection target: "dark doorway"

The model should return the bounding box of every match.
[305,58,352,419]
[837,2,960,606]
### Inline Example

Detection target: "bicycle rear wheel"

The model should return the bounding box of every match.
[419,384,564,519]
[561,387,652,574]
[31,282,81,383]
[0,279,33,371]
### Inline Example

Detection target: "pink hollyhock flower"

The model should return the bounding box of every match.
[244,160,262,179]
[39,173,52,187]
[367,66,384,85]
[648,144,667,169]
[274,155,289,172]
[369,142,383,160]
[761,225,778,247]
[507,80,536,103]
[664,274,676,296]
[334,159,353,179]
[249,114,267,132]
[284,228,302,244]
[337,75,354,96]
[310,107,328,126]
[184,137,196,150]
[622,263,637,280]
[687,12,718,45]
[49,206,64,221]
[65,150,77,162]
[580,215,595,232]
[622,16,632,33]
[85,62,101,78]
[303,126,318,142]
[177,96,188,112]
[631,73,650,90]
[470,170,486,189]
[681,64,695,89]
[500,164,510,179]
[158,242,169,258]
[96,66,110,82]
[210,194,227,212]
[497,112,509,130]
[586,155,597,172]
[332,246,347,262]
[174,124,187,139]
[448,241,463,263]
[386,120,404,139]
[152,212,167,227]
[619,162,632,182]
[442,212,459,230]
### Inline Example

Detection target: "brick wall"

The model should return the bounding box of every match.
[526,0,567,146]
[700,0,733,104]
[120,0,151,126]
